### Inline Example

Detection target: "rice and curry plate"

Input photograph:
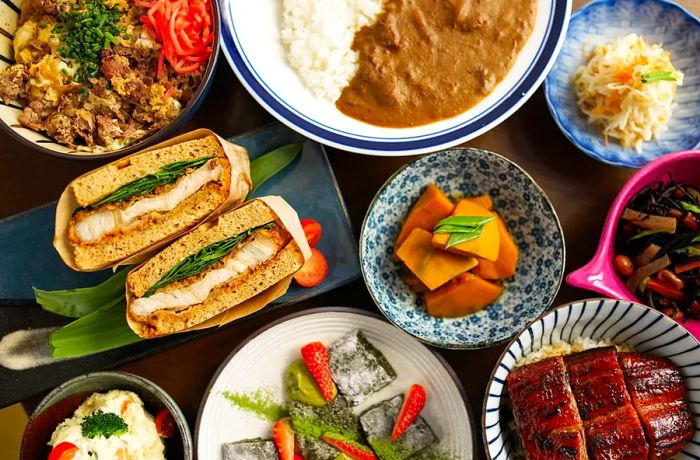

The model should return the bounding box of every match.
[0,0,213,152]
[282,0,537,128]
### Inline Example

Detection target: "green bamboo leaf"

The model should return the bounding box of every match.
[446,231,482,248]
[250,144,302,194]
[34,269,130,318]
[50,297,142,358]
[435,215,494,229]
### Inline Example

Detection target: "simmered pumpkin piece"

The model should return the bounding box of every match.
[395,184,455,250]
[405,272,429,293]
[425,273,504,317]
[463,195,493,210]
[431,199,500,261]
[473,214,519,280]
[396,228,477,291]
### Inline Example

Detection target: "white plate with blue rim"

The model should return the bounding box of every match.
[544,0,700,168]
[483,298,700,460]
[195,307,476,459]
[359,148,566,349]
[218,0,571,156]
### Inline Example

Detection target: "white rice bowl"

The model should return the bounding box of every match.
[516,336,634,367]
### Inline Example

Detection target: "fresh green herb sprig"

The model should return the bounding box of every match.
[81,410,128,439]
[144,223,275,297]
[641,70,677,84]
[433,215,494,248]
[53,0,126,84]
[681,201,700,215]
[83,156,215,211]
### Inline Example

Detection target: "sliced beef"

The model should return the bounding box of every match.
[507,356,588,460]
[0,65,28,102]
[100,55,131,80]
[564,347,649,460]
[96,115,123,145]
[619,352,694,460]
[18,106,43,131]
[44,112,76,145]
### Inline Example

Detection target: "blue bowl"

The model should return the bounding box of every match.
[360,149,566,349]
[544,0,700,168]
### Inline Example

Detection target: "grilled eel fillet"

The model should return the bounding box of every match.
[565,347,648,460]
[507,356,588,460]
[619,352,694,460]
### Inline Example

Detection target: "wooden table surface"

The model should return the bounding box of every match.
[4,0,698,457]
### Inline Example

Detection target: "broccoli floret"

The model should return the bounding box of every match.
[81,410,128,439]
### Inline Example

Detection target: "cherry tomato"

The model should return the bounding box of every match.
[48,442,79,460]
[294,248,328,287]
[155,407,175,438]
[301,219,322,247]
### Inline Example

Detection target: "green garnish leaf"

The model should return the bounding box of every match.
[446,231,482,248]
[641,70,677,84]
[681,201,700,215]
[674,246,700,256]
[433,225,485,234]
[639,276,650,293]
[83,156,215,211]
[630,229,664,241]
[50,297,142,358]
[250,144,303,194]
[34,269,129,318]
[81,410,128,439]
[144,223,275,297]
[435,216,494,229]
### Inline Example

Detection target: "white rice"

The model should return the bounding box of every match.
[515,336,634,367]
[280,0,384,101]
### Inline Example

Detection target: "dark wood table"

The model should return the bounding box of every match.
[5,0,698,457]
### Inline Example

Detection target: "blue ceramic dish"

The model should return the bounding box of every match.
[483,299,700,460]
[544,0,700,168]
[360,148,565,349]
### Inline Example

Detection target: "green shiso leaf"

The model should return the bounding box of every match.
[434,215,494,229]
[34,269,129,318]
[144,223,275,297]
[641,70,677,84]
[681,201,700,215]
[250,144,302,194]
[85,156,214,210]
[50,297,142,358]
[81,410,128,439]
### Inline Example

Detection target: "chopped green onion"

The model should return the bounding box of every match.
[641,70,677,84]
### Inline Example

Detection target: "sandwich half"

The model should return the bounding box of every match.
[54,129,251,271]
[125,196,311,338]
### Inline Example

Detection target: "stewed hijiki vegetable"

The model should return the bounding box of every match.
[614,179,700,321]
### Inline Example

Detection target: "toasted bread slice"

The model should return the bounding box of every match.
[126,198,308,338]
[55,132,251,271]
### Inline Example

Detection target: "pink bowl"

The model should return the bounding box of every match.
[567,150,700,338]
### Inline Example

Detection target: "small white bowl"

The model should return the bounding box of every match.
[483,298,700,460]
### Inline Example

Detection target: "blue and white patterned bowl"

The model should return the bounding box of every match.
[483,299,700,460]
[544,0,700,168]
[359,148,565,349]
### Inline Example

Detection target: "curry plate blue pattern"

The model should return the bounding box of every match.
[484,299,700,460]
[545,0,700,168]
[360,149,565,349]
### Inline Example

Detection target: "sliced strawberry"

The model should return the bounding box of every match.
[273,419,295,460]
[321,433,377,460]
[391,384,427,440]
[294,248,328,287]
[301,219,322,247]
[300,342,337,402]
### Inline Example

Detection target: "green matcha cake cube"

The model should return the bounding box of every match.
[359,395,436,460]
[328,330,397,405]
[222,438,278,460]
[288,397,362,442]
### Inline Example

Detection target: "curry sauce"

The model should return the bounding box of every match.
[336,0,537,127]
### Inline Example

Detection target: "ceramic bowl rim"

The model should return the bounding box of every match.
[0,0,221,161]
[194,306,479,457]
[359,147,567,349]
[30,370,193,460]
[543,0,700,169]
[480,296,700,460]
